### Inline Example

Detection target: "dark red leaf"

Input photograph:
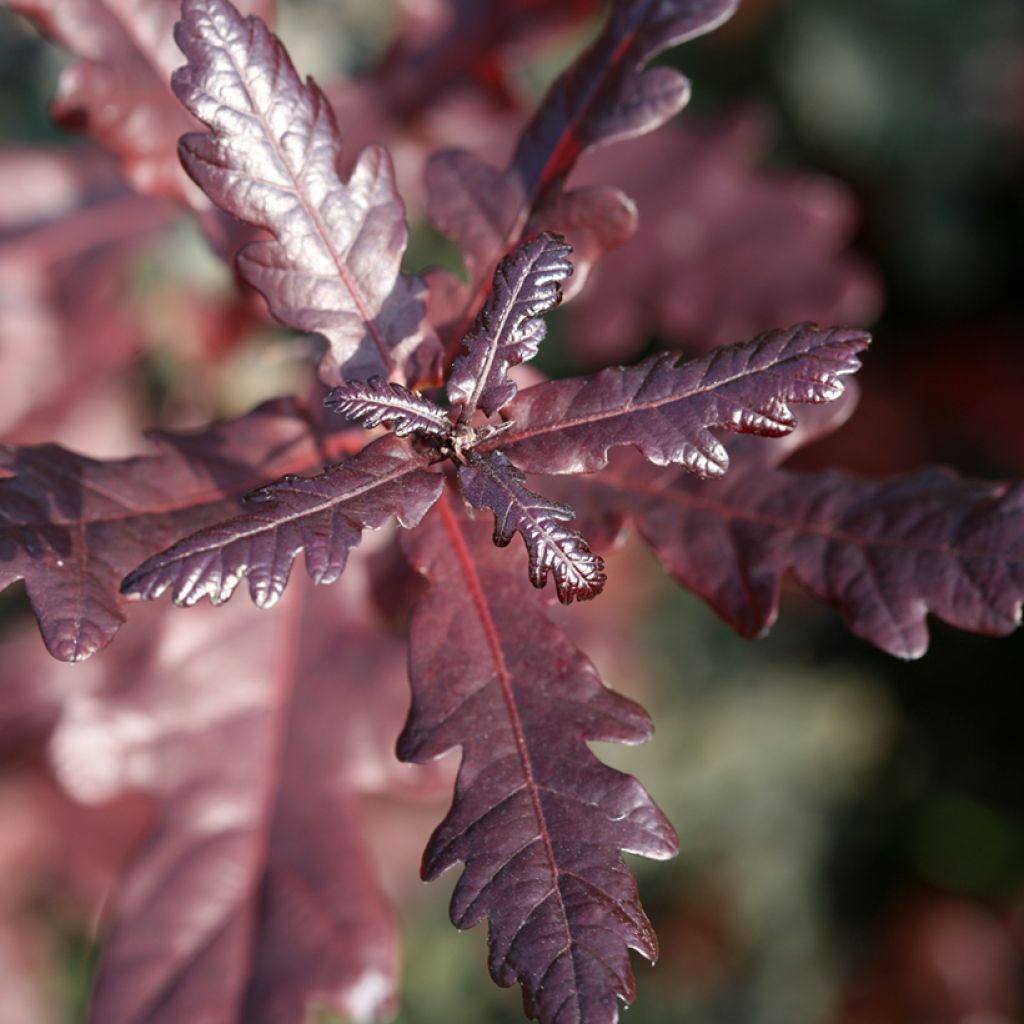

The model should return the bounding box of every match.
[568,115,882,364]
[426,0,737,344]
[609,460,1024,660]
[50,582,430,1023]
[398,493,677,1023]
[0,400,338,661]
[324,377,451,440]
[172,0,440,386]
[458,450,605,604]
[448,232,573,419]
[494,323,869,476]
[121,434,444,608]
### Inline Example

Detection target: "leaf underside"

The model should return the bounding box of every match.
[399,495,677,1024]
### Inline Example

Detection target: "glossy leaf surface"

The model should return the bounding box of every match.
[172,0,438,385]
[496,323,869,475]
[325,377,450,440]
[448,232,573,418]
[121,434,444,609]
[398,496,677,1023]
[0,401,332,661]
[458,450,605,604]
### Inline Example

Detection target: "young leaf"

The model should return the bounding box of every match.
[399,495,677,1023]
[50,583,428,1023]
[447,232,573,419]
[426,0,739,310]
[493,323,869,475]
[171,0,440,385]
[458,450,606,604]
[121,434,444,608]
[0,400,335,661]
[325,377,451,439]
[607,460,1024,660]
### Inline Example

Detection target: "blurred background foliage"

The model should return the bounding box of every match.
[1,0,1023,1022]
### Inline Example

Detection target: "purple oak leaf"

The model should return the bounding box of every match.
[121,434,444,608]
[493,323,870,475]
[398,495,677,1023]
[458,450,606,604]
[171,0,440,385]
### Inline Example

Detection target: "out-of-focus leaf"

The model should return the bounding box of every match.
[121,434,444,609]
[494,323,869,475]
[448,232,573,418]
[569,115,882,363]
[398,494,677,1023]
[172,0,440,386]
[0,399,341,661]
[50,582,426,1024]
[458,450,605,604]
[7,0,272,205]
[426,0,738,342]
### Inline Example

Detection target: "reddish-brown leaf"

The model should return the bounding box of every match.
[458,450,606,604]
[398,493,677,1023]
[0,400,339,661]
[50,582,430,1023]
[494,323,869,475]
[121,434,444,608]
[172,0,440,386]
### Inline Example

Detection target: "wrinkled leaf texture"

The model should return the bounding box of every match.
[171,0,440,386]
[324,377,451,440]
[399,494,677,1023]
[121,434,444,609]
[50,581,440,1024]
[0,400,347,661]
[448,232,573,419]
[493,323,869,476]
[459,450,606,604]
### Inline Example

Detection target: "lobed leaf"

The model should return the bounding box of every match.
[398,494,677,1023]
[0,400,333,661]
[458,450,605,604]
[171,0,439,385]
[605,461,1024,660]
[448,232,573,419]
[121,434,444,608]
[325,377,451,440]
[493,323,869,475]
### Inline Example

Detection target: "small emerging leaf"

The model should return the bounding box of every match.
[447,232,573,419]
[325,377,450,439]
[458,450,605,604]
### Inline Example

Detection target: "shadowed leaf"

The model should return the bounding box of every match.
[0,400,335,661]
[398,495,677,1023]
